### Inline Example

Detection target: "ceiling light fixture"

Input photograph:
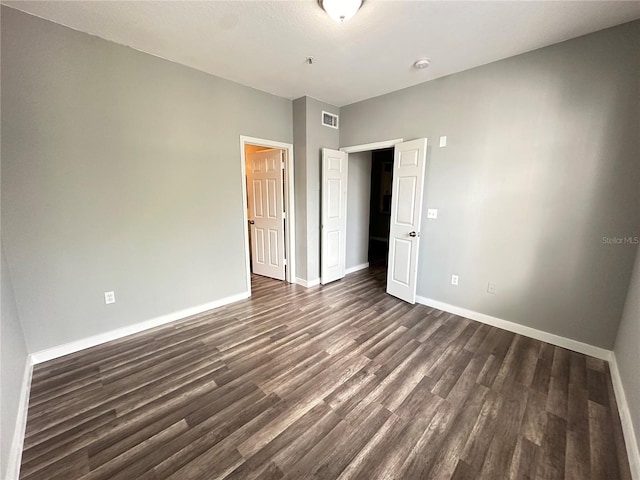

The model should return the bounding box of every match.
[319,0,364,23]
[414,58,430,70]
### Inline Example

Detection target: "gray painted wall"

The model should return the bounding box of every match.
[614,245,640,462]
[291,96,340,282]
[340,21,640,348]
[1,7,293,352]
[346,152,372,269]
[1,249,29,479]
[292,97,308,280]
[305,98,340,282]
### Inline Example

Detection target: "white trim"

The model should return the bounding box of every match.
[340,139,404,153]
[31,292,249,364]
[346,262,370,275]
[296,277,320,288]
[609,353,640,480]
[283,147,297,284]
[6,357,33,480]
[415,296,611,360]
[240,136,296,286]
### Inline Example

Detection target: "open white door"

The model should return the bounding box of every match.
[321,148,348,285]
[386,138,428,303]
[247,149,286,280]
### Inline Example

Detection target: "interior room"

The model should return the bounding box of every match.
[1,1,639,479]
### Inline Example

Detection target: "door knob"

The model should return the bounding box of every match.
[409,231,419,237]
[249,220,255,224]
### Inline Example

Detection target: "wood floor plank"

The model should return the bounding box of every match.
[531,342,555,395]
[460,389,503,470]
[521,388,548,446]
[283,402,392,479]
[589,400,622,480]
[535,412,568,480]
[424,384,489,478]
[508,436,538,480]
[478,384,528,479]
[20,266,632,480]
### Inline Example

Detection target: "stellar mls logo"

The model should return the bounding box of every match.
[602,236,639,245]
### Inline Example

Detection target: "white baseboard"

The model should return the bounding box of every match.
[415,296,611,361]
[6,357,33,480]
[609,353,640,480]
[31,292,250,364]
[346,263,370,275]
[296,277,320,288]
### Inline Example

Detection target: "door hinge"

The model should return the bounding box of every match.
[283,259,287,266]
[281,161,285,170]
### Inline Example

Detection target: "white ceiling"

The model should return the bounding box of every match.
[5,1,640,106]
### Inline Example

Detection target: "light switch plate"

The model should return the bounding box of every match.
[439,136,447,147]
[487,282,497,295]
[427,209,438,219]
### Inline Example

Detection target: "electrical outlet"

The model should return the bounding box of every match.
[451,275,459,286]
[439,136,447,147]
[427,209,438,219]
[104,291,115,304]
[487,282,497,295]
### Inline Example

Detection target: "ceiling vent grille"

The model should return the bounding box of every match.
[322,111,339,129]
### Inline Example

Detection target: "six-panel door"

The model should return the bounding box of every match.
[247,149,285,281]
[386,138,428,303]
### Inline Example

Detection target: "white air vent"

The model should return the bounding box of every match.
[322,111,339,129]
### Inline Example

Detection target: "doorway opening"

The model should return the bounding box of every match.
[332,138,427,304]
[341,141,402,282]
[239,136,296,295]
[342,147,393,283]
[367,148,394,268]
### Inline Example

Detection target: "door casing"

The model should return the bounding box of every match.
[240,136,296,294]
[336,138,428,302]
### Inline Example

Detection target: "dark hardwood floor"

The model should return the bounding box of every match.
[20,266,631,479]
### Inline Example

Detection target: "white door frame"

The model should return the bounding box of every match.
[240,136,296,292]
[339,139,404,154]
[338,138,404,283]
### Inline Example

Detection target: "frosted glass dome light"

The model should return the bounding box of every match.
[320,0,364,23]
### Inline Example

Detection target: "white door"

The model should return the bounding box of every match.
[386,138,428,303]
[247,149,285,280]
[321,148,348,284]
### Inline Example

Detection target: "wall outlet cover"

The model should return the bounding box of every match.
[451,275,459,286]
[439,136,447,147]
[487,282,497,295]
[427,209,438,219]
[104,291,116,304]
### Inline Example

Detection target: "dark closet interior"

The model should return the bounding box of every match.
[367,148,394,265]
